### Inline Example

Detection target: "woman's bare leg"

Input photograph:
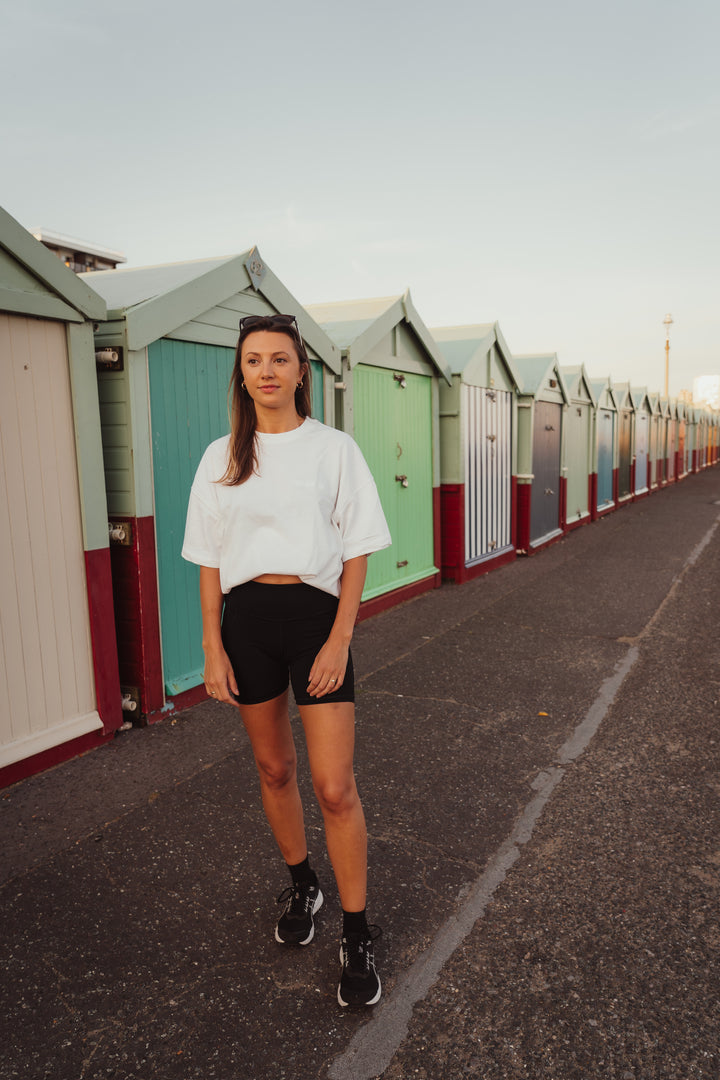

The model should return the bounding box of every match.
[298,701,367,912]
[240,690,307,865]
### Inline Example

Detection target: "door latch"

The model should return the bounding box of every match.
[395,474,409,488]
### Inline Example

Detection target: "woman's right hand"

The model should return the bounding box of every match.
[203,646,241,708]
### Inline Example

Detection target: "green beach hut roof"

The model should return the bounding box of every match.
[80,247,340,373]
[512,352,571,402]
[430,321,522,390]
[306,291,451,384]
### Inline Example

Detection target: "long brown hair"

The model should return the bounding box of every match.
[220,315,313,485]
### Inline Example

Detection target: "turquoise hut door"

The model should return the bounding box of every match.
[354,364,435,600]
[148,339,235,695]
[596,409,614,510]
[149,339,327,696]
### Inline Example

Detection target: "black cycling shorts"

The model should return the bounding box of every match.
[221,580,355,707]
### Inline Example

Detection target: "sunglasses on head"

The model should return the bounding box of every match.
[238,313,301,339]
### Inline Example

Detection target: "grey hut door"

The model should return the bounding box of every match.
[530,401,562,545]
[618,411,632,498]
[634,412,649,494]
[597,409,614,510]
[463,386,512,564]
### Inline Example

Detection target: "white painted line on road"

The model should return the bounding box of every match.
[327,511,720,1080]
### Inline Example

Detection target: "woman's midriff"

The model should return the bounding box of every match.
[252,574,303,585]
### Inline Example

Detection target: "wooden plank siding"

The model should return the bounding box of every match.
[0,314,100,767]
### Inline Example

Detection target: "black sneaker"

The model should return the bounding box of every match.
[338,926,382,1006]
[275,881,323,945]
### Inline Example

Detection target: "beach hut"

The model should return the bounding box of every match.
[560,365,597,530]
[630,388,652,498]
[431,322,521,582]
[693,408,707,471]
[648,392,663,490]
[589,376,618,518]
[306,293,451,614]
[675,401,689,479]
[512,354,570,553]
[666,399,679,483]
[0,207,122,785]
[81,250,341,716]
[613,383,635,503]
[656,397,670,486]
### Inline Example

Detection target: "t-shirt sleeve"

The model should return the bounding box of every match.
[333,441,392,561]
[181,447,224,567]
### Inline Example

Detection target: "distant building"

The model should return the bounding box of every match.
[693,374,720,409]
[31,227,126,273]
[677,389,694,405]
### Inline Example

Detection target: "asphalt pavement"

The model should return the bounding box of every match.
[2,469,719,1080]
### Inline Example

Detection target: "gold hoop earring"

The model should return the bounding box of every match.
[241,380,247,391]
[296,379,304,389]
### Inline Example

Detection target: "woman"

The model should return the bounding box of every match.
[182,313,391,1007]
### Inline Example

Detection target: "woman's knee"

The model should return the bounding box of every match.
[314,774,359,816]
[255,755,297,792]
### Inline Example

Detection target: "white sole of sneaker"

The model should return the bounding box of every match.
[275,889,324,946]
[337,977,382,1008]
[337,946,382,1007]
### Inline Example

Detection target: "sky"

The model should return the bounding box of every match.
[2,0,718,397]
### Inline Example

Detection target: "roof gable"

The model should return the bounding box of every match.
[612,381,635,410]
[0,205,106,322]
[589,376,620,411]
[81,247,340,372]
[560,364,597,407]
[630,387,653,413]
[513,352,570,403]
[431,322,522,391]
[306,290,451,384]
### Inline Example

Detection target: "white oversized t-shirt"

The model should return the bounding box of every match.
[182,418,392,597]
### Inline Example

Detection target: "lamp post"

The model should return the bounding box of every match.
[663,313,673,397]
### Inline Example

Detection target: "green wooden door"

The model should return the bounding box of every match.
[565,404,590,522]
[354,364,435,600]
[149,339,235,695]
[149,340,326,696]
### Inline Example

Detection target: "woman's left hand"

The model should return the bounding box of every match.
[307,635,349,698]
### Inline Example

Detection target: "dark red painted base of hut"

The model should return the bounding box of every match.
[0,728,115,789]
[110,516,164,716]
[516,482,531,554]
[0,545,123,789]
[439,480,517,583]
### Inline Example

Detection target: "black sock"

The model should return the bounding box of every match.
[342,908,369,937]
[288,856,317,888]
